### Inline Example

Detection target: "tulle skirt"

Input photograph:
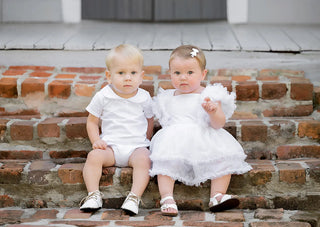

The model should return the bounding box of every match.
[149,123,252,186]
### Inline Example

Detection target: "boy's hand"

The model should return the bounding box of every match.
[92,139,108,150]
[202,97,218,114]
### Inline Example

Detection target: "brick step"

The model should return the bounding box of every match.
[1,116,319,160]
[0,158,319,211]
[0,208,319,227]
[0,66,319,118]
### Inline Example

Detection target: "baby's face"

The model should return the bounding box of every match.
[107,56,144,98]
[170,57,207,94]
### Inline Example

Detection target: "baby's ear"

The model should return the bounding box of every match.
[105,71,111,82]
[202,69,208,80]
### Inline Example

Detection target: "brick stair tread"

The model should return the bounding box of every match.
[1,208,319,227]
[1,158,320,211]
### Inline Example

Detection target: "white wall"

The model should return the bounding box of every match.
[228,0,320,24]
[0,0,81,23]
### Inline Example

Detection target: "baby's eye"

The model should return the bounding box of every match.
[131,71,137,75]
[118,71,124,75]
[187,71,193,75]
[174,71,180,75]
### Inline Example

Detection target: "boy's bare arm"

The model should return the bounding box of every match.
[87,113,107,149]
[146,117,154,140]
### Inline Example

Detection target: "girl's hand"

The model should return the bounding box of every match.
[202,97,219,114]
[92,139,108,150]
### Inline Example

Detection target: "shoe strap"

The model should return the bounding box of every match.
[79,190,102,206]
[209,193,232,206]
[160,203,178,211]
[160,196,175,205]
[125,192,140,204]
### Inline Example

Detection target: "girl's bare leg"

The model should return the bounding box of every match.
[158,174,177,214]
[210,174,231,199]
[83,147,115,192]
[128,147,151,197]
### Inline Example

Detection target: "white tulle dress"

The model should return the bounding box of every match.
[149,84,252,186]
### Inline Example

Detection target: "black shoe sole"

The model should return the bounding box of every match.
[122,208,137,216]
[80,207,101,213]
[209,198,240,212]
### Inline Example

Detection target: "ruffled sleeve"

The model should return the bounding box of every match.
[200,83,236,120]
[152,88,173,127]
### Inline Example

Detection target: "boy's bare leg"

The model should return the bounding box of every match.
[158,174,176,214]
[210,174,231,199]
[83,147,115,192]
[128,147,151,197]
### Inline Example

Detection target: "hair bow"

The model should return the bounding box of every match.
[190,48,199,57]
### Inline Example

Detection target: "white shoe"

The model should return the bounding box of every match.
[121,192,140,215]
[79,190,103,212]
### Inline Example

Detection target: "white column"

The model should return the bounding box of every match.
[62,0,81,23]
[227,0,248,24]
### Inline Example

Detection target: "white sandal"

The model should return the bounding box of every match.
[160,196,178,217]
[209,193,240,212]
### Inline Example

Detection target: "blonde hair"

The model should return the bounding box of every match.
[169,45,206,71]
[105,44,144,70]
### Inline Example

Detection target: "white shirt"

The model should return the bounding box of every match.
[86,85,153,147]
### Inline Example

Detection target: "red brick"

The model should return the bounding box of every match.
[144,211,175,221]
[0,161,27,183]
[65,117,88,138]
[0,150,42,159]
[28,160,56,185]
[55,73,76,79]
[231,111,258,120]
[29,71,52,78]
[37,118,64,138]
[305,159,320,183]
[257,75,279,81]
[277,161,306,184]
[0,109,39,117]
[238,196,268,209]
[143,65,161,75]
[183,222,242,227]
[251,222,311,227]
[61,67,105,74]
[9,65,55,71]
[101,210,130,220]
[0,210,24,225]
[247,160,275,186]
[260,69,304,78]
[143,75,154,80]
[158,74,170,80]
[241,121,268,142]
[25,199,47,208]
[314,86,320,108]
[58,163,84,184]
[298,120,320,139]
[10,121,36,140]
[115,220,175,226]
[211,81,232,92]
[291,82,313,100]
[120,167,132,186]
[176,199,204,211]
[236,82,259,101]
[0,77,18,98]
[254,208,284,220]
[0,119,8,140]
[63,209,92,219]
[232,75,251,82]
[158,81,174,90]
[27,209,58,220]
[0,195,15,207]
[277,145,320,159]
[48,80,72,99]
[2,69,27,76]
[21,78,47,97]
[261,82,287,99]
[100,167,116,186]
[140,81,154,97]
[263,105,313,117]
[215,211,245,222]
[179,211,205,221]
[49,150,88,159]
[51,220,111,226]
[57,110,89,117]
[75,83,96,97]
